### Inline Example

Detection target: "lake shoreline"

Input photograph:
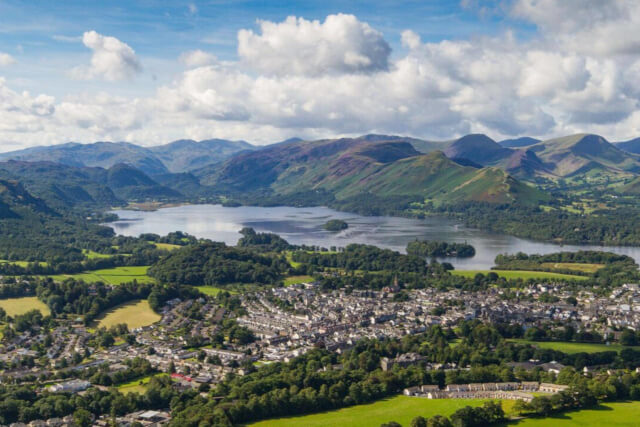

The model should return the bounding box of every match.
[105,204,640,270]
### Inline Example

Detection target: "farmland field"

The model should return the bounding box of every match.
[0,297,50,317]
[248,396,515,427]
[48,266,155,285]
[82,249,113,259]
[95,299,160,329]
[153,242,182,251]
[508,339,635,354]
[508,401,640,426]
[539,262,604,273]
[451,270,586,281]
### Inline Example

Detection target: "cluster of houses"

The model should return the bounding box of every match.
[403,381,569,402]
[3,275,640,427]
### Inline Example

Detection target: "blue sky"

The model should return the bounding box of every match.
[0,0,532,96]
[0,0,638,148]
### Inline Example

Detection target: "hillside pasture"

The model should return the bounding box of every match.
[48,266,154,285]
[82,249,113,259]
[153,242,182,251]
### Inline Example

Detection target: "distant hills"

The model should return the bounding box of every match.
[527,134,640,177]
[615,137,640,155]
[0,138,254,175]
[441,133,640,179]
[1,131,640,211]
[0,161,183,209]
[498,137,540,148]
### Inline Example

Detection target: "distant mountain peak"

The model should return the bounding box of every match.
[499,137,541,148]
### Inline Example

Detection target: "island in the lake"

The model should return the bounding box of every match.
[324,219,349,232]
[407,239,476,258]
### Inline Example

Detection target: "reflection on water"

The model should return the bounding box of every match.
[107,204,640,270]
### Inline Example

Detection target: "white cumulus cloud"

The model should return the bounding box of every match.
[71,31,141,81]
[238,14,391,76]
[179,49,217,68]
[4,7,640,149]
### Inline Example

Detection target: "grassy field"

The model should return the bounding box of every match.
[508,401,640,426]
[285,252,302,268]
[248,396,516,427]
[196,286,238,296]
[82,249,113,259]
[508,339,635,354]
[48,266,155,285]
[283,275,314,286]
[95,299,160,329]
[451,270,587,281]
[117,373,168,394]
[153,242,182,251]
[0,297,50,317]
[539,262,604,273]
[0,259,47,267]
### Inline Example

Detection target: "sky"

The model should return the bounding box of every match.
[0,0,640,150]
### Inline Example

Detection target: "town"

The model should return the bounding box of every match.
[2,273,640,426]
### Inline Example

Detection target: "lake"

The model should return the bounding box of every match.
[107,204,640,270]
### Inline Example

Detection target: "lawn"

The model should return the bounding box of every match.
[283,275,314,286]
[539,262,604,273]
[117,373,168,394]
[95,299,160,329]
[0,297,50,317]
[451,270,586,281]
[247,396,516,427]
[508,339,635,354]
[508,401,640,426]
[48,266,155,285]
[196,286,238,296]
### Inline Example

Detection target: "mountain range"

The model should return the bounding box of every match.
[442,133,640,180]
[0,138,254,175]
[196,135,547,206]
[1,131,639,212]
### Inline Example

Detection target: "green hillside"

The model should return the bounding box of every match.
[529,134,640,177]
[202,136,548,206]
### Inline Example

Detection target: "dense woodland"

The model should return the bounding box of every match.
[435,202,640,246]
[291,244,430,273]
[236,227,293,252]
[148,241,290,285]
[406,240,475,258]
[494,250,640,281]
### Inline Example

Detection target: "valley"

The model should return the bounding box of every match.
[5,3,640,426]
[0,132,640,427]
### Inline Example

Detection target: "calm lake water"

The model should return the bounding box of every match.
[107,204,640,270]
